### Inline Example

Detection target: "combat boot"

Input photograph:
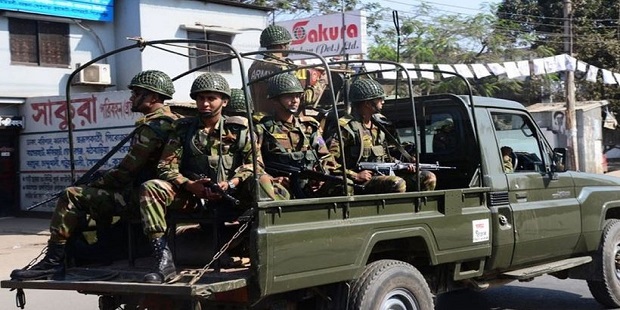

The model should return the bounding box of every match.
[11,241,65,280]
[143,237,177,283]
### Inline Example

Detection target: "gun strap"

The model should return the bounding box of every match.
[370,115,415,163]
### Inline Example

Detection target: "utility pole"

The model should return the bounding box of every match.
[564,0,579,170]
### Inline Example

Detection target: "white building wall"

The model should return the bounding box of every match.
[0,0,268,101]
[0,18,117,98]
[136,0,268,102]
[1,0,270,212]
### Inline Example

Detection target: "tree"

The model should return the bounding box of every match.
[367,2,553,101]
[496,0,620,107]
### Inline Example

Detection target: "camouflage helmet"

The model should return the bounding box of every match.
[224,88,250,114]
[267,73,304,99]
[128,70,175,100]
[190,72,231,100]
[260,25,292,48]
[349,79,385,103]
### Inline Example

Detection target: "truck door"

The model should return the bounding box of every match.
[492,111,580,266]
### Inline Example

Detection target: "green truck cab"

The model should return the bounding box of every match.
[4,46,620,310]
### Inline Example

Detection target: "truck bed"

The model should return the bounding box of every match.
[1,257,251,299]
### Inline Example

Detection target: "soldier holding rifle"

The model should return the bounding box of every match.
[257,73,339,198]
[327,78,437,194]
[139,73,285,283]
[11,70,182,281]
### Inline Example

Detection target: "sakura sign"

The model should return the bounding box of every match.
[277,10,367,59]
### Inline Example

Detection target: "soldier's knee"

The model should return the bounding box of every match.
[392,177,406,193]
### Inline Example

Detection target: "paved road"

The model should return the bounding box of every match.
[0,217,98,309]
[3,172,620,310]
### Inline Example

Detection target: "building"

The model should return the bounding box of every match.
[527,101,608,174]
[0,0,271,215]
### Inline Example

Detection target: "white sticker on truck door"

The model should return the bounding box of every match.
[472,219,490,242]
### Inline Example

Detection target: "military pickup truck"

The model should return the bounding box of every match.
[4,43,620,310]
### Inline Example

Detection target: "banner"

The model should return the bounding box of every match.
[277,10,367,59]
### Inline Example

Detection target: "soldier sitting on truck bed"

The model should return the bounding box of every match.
[11,70,182,281]
[248,25,327,118]
[257,73,340,198]
[326,78,436,194]
[139,73,287,283]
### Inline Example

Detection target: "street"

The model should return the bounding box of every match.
[0,217,98,309]
[1,210,620,310]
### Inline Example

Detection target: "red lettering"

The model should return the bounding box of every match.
[291,22,360,46]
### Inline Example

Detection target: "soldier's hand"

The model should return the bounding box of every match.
[406,163,417,173]
[354,170,373,183]
[184,179,212,198]
[272,176,290,188]
[204,181,227,201]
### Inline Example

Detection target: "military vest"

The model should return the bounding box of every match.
[260,115,320,171]
[179,116,248,182]
[339,115,388,165]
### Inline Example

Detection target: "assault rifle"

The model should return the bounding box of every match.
[187,173,240,206]
[265,161,362,198]
[358,161,456,176]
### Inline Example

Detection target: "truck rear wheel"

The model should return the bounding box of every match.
[587,219,620,308]
[348,259,434,310]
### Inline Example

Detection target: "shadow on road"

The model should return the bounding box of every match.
[436,286,606,310]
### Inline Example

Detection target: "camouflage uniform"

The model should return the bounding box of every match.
[51,88,180,242]
[248,25,326,113]
[327,79,436,194]
[140,74,286,238]
[11,70,180,281]
[258,115,336,198]
[258,73,338,198]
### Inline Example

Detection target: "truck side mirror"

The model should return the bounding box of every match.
[552,147,567,172]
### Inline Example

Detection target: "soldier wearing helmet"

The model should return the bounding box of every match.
[12,70,182,282]
[257,73,337,198]
[224,88,251,117]
[326,78,436,195]
[139,73,287,282]
[248,25,327,116]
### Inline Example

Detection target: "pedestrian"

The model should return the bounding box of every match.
[11,70,182,280]
[138,73,284,283]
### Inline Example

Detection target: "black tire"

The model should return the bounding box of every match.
[587,219,620,308]
[348,259,434,310]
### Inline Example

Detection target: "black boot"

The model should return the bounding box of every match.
[11,241,65,280]
[143,237,176,283]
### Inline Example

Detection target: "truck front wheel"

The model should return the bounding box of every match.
[348,259,434,310]
[588,219,620,308]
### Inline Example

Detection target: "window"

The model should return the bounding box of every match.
[492,112,546,173]
[9,18,70,67]
[187,31,233,73]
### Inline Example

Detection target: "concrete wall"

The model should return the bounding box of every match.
[529,104,605,174]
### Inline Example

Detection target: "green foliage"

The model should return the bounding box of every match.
[497,0,620,108]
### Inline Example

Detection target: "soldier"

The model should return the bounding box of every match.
[327,79,436,194]
[11,70,182,280]
[248,25,326,116]
[257,73,337,198]
[501,146,515,173]
[139,73,285,283]
[224,88,251,118]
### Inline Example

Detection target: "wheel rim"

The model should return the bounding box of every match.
[615,243,620,281]
[380,288,419,310]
